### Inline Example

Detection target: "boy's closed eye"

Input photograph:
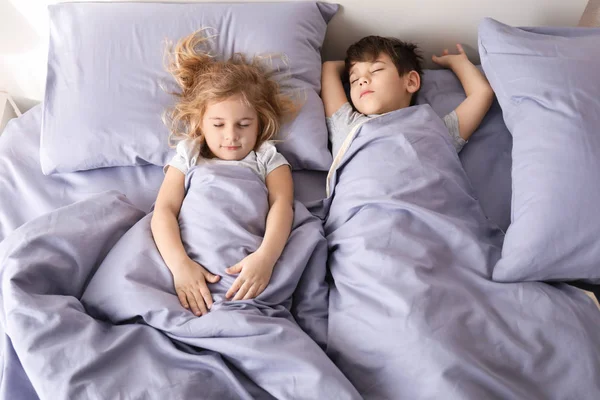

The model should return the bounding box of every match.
[350,68,384,85]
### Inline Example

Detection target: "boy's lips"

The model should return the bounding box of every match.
[360,90,374,98]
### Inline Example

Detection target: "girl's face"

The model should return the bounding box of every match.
[201,94,260,161]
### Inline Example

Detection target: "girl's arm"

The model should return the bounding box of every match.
[225,165,294,300]
[258,165,295,266]
[151,167,189,270]
[151,167,220,316]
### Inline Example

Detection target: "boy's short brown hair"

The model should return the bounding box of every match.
[345,35,424,86]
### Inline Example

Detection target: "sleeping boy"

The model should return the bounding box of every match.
[321,36,494,158]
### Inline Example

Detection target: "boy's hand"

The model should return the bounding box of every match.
[432,44,470,69]
[434,44,494,142]
[172,258,221,316]
[225,251,275,301]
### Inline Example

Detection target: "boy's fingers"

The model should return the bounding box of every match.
[456,43,464,53]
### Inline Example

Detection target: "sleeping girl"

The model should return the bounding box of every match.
[151,31,296,317]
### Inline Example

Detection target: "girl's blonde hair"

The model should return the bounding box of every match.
[163,29,298,156]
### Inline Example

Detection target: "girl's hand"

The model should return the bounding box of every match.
[172,259,221,316]
[225,251,275,301]
[432,44,470,69]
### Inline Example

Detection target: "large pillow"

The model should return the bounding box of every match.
[416,69,513,232]
[41,2,337,174]
[479,18,600,282]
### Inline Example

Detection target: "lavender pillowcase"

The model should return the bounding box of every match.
[479,18,600,282]
[41,2,338,174]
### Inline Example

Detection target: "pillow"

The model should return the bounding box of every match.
[478,18,600,282]
[41,2,338,174]
[416,69,513,232]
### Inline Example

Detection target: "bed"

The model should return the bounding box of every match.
[1,1,600,399]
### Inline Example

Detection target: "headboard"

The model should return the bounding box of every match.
[0,0,591,108]
[322,0,588,62]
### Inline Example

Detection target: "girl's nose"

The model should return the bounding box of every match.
[224,128,240,142]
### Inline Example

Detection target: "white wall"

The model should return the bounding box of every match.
[0,0,589,112]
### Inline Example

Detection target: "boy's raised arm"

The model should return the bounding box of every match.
[432,44,494,141]
[321,61,349,118]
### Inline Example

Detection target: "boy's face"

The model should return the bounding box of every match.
[348,52,419,115]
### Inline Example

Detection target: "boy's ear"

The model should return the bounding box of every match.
[405,70,421,94]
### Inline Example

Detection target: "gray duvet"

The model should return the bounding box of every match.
[321,105,600,399]
[0,165,360,399]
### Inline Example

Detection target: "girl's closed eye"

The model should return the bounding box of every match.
[213,124,224,128]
